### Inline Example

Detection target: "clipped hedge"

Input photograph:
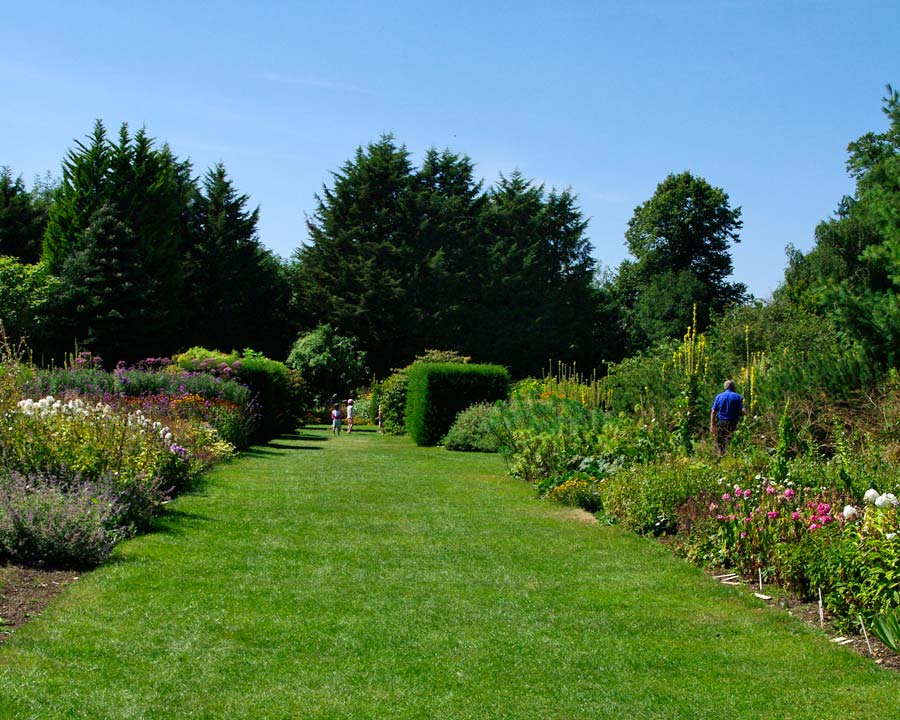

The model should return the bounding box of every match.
[406,363,509,447]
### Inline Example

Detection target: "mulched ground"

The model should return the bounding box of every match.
[2,562,899,672]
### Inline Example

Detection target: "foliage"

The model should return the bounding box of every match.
[369,350,471,436]
[0,470,121,568]
[544,471,605,513]
[494,394,609,483]
[285,324,367,405]
[369,369,410,435]
[181,163,291,358]
[174,346,298,440]
[0,167,51,263]
[615,171,746,349]
[291,135,600,377]
[0,350,246,566]
[440,402,501,452]
[871,609,900,652]
[405,363,509,446]
[603,461,720,535]
[0,256,59,346]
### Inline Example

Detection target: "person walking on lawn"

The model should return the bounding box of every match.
[345,398,355,433]
[710,379,744,457]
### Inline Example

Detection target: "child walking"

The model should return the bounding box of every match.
[330,404,342,435]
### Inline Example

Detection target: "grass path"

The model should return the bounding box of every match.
[1,428,899,719]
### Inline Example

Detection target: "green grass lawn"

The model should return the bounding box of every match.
[1,427,898,719]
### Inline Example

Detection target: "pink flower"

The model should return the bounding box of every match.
[767,511,779,519]
[740,532,747,539]
[765,485,776,494]
[743,489,752,498]
[709,503,718,512]
[722,493,732,501]
[784,489,795,499]
[744,516,753,524]
[791,511,802,521]
[810,523,820,532]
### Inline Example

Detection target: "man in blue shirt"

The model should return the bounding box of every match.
[710,380,744,457]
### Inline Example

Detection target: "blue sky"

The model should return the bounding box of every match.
[2,1,897,298]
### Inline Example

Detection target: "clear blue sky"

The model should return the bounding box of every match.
[2,1,897,298]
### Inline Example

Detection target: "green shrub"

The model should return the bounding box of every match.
[495,395,610,483]
[807,501,900,631]
[285,324,366,406]
[603,461,720,535]
[545,471,604,513]
[406,363,509,446]
[0,471,121,568]
[174,347,297,440]
[370,351,471,437]
[441,403,501,452]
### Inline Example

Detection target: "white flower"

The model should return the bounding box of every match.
[875,493,899,509]
[887,533,897,541]
[843,505,858,519]
[864,488,880,505]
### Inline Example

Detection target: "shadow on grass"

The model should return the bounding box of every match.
[147,507,212,536]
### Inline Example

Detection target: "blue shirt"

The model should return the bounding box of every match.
[711,390,743,422]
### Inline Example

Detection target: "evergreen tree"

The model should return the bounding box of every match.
[183,163,290,356]
[472,173,598,376]
[41,121,192,359]
[292,138,601,377]
[783,85,900,366]
[0,168,49,263]
[292,135,419,375]
[50,204,149,362]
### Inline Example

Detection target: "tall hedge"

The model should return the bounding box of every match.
[405,363,509,446]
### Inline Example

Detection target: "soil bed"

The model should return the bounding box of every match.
[0,565,79,645]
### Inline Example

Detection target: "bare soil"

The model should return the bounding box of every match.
[0,565,79,645]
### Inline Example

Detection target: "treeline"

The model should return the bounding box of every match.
[1,85,898,388]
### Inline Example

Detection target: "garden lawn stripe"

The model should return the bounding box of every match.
[0,427,898,719]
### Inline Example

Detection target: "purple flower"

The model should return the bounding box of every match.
[784,489,795,499]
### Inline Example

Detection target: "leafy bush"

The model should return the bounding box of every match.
[370,350,471,437]
[545,472,604,513]
[603,462,720,535]
[370,370,409,435]
[0,471,122,568]
[441,403,501,452]
[285,324,367,405]
[174,347,297,440]
[806,498,900,630]
[495,395,609,483]
[406,363,509,446]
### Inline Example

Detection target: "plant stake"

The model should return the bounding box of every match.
[859,614,874,656]
[818,588,824,628]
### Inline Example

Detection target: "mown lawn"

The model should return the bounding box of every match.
[1,427,898,719]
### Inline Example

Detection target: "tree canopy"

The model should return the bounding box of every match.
[615,171,746,348]
[291,135,600,377]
